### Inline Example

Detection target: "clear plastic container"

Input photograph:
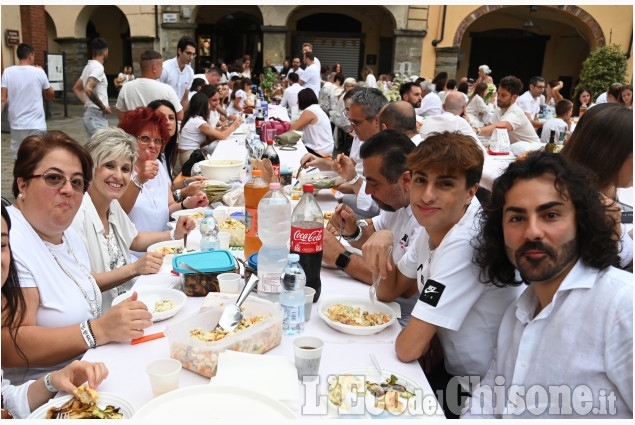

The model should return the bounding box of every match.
[166,297,283,378]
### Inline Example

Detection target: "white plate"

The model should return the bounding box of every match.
[170,206,209,224]
[147,240,197,274]
[324,367,435,418]
[318,296,397,336]
[111,287,186,322]
[28,392,135,419]
[133,384,296,419]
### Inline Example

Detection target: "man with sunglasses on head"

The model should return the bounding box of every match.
[159,36,196,111]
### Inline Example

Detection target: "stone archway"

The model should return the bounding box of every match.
[453,5,605,48]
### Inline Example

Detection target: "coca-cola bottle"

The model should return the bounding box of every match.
[255,107,264,138]
[263,140,280,178]
[290,184,323,301]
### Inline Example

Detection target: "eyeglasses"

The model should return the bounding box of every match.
[137,135,165,147]
[27,172,88,193]
[346,111,370,129]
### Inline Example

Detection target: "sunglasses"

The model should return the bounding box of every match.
[137,135,165,147]
[27,172,88,193]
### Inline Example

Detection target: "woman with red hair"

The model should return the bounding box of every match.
[118,107,207,253]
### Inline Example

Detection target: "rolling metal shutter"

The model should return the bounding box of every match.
[293,34,362,80]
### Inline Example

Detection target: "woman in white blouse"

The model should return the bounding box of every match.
[71,128,194,310]
[466,83,494,127]
[290,88,335,157]
[361,66,377,88]
[227,78,254,115]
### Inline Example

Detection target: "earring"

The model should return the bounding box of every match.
[18,193,23,199]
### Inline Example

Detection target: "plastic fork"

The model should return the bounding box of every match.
[369,246,393,304]
[55,412,70,419]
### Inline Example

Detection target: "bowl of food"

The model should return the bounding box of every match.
[318,296,397,336]
[199,159,244,182]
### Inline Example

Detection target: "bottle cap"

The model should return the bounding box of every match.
[288,253,300,263]
[267,140,274,144]
[204,209,213,217]
[269,182,280,190]
[303,184,314,192]
[252,170,262,176]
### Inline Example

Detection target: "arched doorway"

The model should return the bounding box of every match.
[194,6,263,74]
[455,5,602,98]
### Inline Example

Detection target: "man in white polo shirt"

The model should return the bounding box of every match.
[299,51,321,98]
[477,75,540,144]
[420,91,480,145]
[280,72,303,110]
[159,36,196,110]
[516,75,545,130]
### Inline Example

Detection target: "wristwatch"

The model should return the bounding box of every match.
[335,250,352,271]
[343,220,367,242]
[173,189,182,202]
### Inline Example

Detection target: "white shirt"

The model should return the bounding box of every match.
[5,206,98,384]
[301,104,334,157]
[280,83,302,109]
[420,111,479,144]
[287,68,304,83]
[1,65,50,130]
[410,133,422,145]
[300,63,321,98]
[80,60,109,111]
[179,116,208,151]
[595,91,607,104]
[416,92,443,118]
[398,197,522,379]
[1,370,34,419]
[71,193,139,311]
[365,73,377,88]
[227,89,247,115]
[116,78,183,114]
[490,102,540,144]
[540,117,568,144]
[462,261,633,419]
[466,94,493,125]
[516,91,541,120]
[159,56,194,101]
[208,110,220,129]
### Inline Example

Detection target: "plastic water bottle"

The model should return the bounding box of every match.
[262,100,268,119]
[280,253,306,335]
[200,210,220,251]
[257,183,291,302]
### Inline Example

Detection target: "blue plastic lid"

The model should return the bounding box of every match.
[248,252,258,270]
[172,250,235,274]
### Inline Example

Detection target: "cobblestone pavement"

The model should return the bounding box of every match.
[1,99,119,204]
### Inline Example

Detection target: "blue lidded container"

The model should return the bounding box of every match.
[172,251,236,296]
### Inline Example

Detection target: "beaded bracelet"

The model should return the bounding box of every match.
[86,319,98,348]
[80,320,97,349]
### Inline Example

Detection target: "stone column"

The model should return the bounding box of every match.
[261,25,288,67]
[54,37,89,104]
[393,29,427,77]
[160,23,196,59]
[434,46,460,80]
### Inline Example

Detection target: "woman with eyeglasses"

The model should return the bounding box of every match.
[3,131,152,387]
[71,128,195,310]
[117,107,207,252]
[290,88,334,157]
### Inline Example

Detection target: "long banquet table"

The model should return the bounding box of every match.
[80,121,446,418]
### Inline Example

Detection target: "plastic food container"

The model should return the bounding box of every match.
[172,251,238,296]
[298,171,346,190]
[245,253,258,283]
[165,297,283,378]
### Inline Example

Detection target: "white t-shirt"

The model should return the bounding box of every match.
[208,110,220,129]
[179,116,208,151]
[300,63,321,98]
[129,161,171,257]
[1,65,50,130]
[116,78,183,113]
[516,91,541,120]
[80,60,109,111]
[5,206,100,384]
[463,261,633,419]
[1,370,34,419]
[287,68,304,83]
[301,104,334,157]
[281,83,303,109]
[397,197,522,379]
[540,117,568,144]
[490,102,540,144]
[365,73,377,88]
[227,89,247,115]
[420,111,479,145]
[71,193,139,311]
[159,56,194,101]
[466,94,493,125]
[595,92,608,104]
[416,92,443,118]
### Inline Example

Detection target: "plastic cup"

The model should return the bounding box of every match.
[266,128,276,142]
[218,232,231,250]
[293,336,324,381]
[303,287,316,321]
[146,358,181,397]
[218,272,240,293]
[213,206,229,223]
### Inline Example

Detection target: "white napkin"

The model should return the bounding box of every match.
[212,351,300,411]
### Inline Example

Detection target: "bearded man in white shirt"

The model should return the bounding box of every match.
[463,151,633,419]
[516,75,545,130]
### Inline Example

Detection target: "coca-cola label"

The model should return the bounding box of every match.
[255,119,262,128]
[272,164,280,178]
[291,226,323,253]
[245,207,258,237]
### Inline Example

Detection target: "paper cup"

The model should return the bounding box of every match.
[293,336,324,381]
[303,287,316,321]
[218,272,240,294]
[146,358,181,397]
[218,232,231,250]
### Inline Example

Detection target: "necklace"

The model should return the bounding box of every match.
[42,235,102,319]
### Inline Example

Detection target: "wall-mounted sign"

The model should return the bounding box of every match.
[162,13,178,23]
[6,30,19,46]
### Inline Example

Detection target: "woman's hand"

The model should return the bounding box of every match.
[184,192,209,209]
[133,252,164,276]
[91,292,152,345]
[173,215,196,240]
[50,360,109,395]
[180,181,203,198]
[137,151,159,184]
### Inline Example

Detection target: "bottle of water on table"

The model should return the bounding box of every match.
[200,210,219,251]
[280,253,306,335]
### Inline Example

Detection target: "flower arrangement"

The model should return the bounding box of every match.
[483,83,497,103]
[378,73,418,103]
